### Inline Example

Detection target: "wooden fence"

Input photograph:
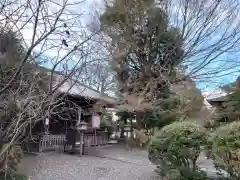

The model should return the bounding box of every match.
[39,134,66,152]
[84,133,109,147]
[39,132,110,152]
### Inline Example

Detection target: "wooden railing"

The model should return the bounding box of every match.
[84,132,109,147]
[39,132,110,152]
[39,134,66,152]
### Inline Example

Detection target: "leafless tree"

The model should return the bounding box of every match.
[97,0,240,112]
[80,61,116,94]
[0,0,103,165]
[171,77,204,120]
[77,9,117,95]
[164,0,240,84]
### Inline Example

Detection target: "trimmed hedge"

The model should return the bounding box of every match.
[209,121,240,179]
[148,121,208,179]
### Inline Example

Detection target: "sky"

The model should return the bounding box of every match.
[87,0,240,94]
[8,0,240,98]
[11,0,106,72]
[166,0,240,93]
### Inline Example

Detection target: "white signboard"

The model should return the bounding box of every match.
[45,118,49,125]
[92,115,100,128]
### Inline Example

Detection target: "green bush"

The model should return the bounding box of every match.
[148,121,208,179]
[0,172,27,180]
[177,170,208,180]
[205,131,216,158]
[209,121,240,180]
[100,112,113,127]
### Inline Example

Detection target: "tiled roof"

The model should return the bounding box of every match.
[52,73,117,104]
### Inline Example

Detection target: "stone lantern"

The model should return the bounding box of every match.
[76,121,88,156]
[124,124,132,138]
[76,121,88,131]
[124,124,132,132]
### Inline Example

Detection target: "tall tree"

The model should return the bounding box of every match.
[81,62,116,94]
[99,0,240,105]
[100,0,184,109]
[172,75,204,120]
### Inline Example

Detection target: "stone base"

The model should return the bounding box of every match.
[108,140,118,144]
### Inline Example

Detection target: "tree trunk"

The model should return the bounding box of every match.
[135,112,142,130]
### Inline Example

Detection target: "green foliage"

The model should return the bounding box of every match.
[176,170,208,180]
[142,98,180,129]
[209,121,240,179]
[100,112,113,126]
[115,111,134,124]
[148,121,207,178]
[100,112,115,133]
[0,172,27,180]
[211,81,240,128]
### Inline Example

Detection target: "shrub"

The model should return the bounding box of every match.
[0,172,27,180]
[205,131,216,158]
[209,121,240,180]
[148,121,208,179]
[100,112,113,127]
[0,141,24,179]
[177,170,208,180]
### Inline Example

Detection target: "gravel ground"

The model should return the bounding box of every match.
[18,146,159,180]
[18,145,225,180]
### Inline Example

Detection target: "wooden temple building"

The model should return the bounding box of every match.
[22,72,117,153]
[207,77,240,109]
[206,77,240,126]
